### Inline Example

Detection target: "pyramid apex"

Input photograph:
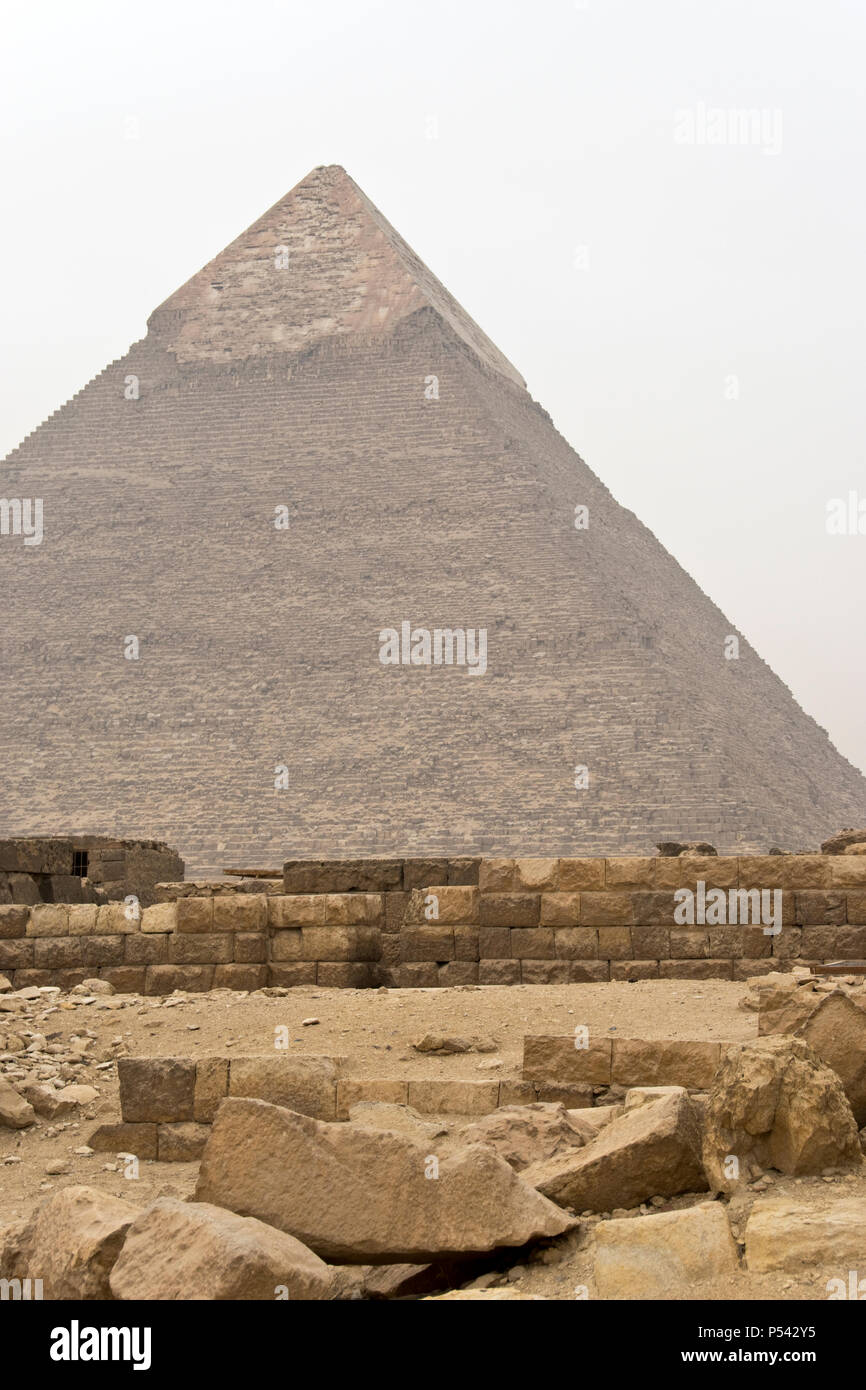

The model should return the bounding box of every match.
[147,167,525,385]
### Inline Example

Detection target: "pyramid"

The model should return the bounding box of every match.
[2,164,865,875]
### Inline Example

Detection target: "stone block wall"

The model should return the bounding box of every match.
[98,1054,570,1160]
[523,1035,723,1089]
[94,1035,733,1160]
[387,853,866,985]
[3,854,866,992]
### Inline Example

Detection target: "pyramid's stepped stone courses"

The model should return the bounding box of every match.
[193,1096,575,1262]
[145,164,525,384]
[5,852,866,990]
[3,167,866,874]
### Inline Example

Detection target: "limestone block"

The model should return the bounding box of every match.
[174,897,215,934]
[0,906,28,939]
[157,1122,211,1162]
[478,894,540,928]
[740,856,832,890]
[118,1057,196,1123]
[509,928,555,959]
[27,1186,139,1300]
[213,893,267,931]
[478,960,521,985]
[400,927,455,961]
[522,1035,612,1086]
[268,894,324,928]
[194,1058,229,1123]
[540,893,581,926]
[213,964,268,991]
[323,892,385,925]
[267,963,317,987]
[141,902,176,935]
[513,859,559,891]
[553,928,598,959]
[579,893,634,927]
[336,1078,409,1120]
[317,963,377,988]
[611,1039,722,1088]
[558,859,605,890]
[195,1098,573,1263]
[519,961,566,984]
[745,1194,866,1272]
[144,965,215,993]
[88,1122,158,1161]
[66,905,100,936]
[605,858,657,889]
[34,937,84,968]
[594,1202,738,1298]
[301,925,379,962]
[26,904,69,937]
[478,859,515,892]
[110,1198,332,1300]
[406,1079,500,1115]
[228,1056,338,1120]
[168,933,234,965]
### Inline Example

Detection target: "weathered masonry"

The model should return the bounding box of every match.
[0,836,183,908]
[4,164,866,874]
[2,853,866,993]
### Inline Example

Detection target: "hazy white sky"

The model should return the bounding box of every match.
[2,0,865,774]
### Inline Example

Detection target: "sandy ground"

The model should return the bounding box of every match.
[3,978,854,1301]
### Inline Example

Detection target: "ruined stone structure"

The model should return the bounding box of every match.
[3,852,866,994]
[3,165,866,873]
[0,836,183,907]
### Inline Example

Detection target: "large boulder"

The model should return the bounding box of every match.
[757,976,822,1037]
[745,1194,866,1272]
[593,1201,739,1298]
[0,1218,33,1280]
[194,1097,574,1263]
[0,1076,35,1129]
[110,1198,332,1300]
[525,1092,706,1213]
[702,1037,862,1191]
[26,1186,139,1299]
[457,1103,586,1172]
[794,993,866,1125]
[821,828,866,855]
